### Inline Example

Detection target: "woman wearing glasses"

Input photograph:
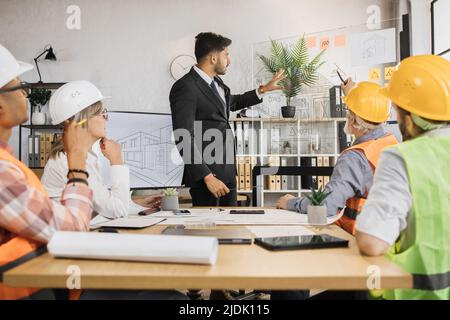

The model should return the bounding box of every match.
[41,81,161,223]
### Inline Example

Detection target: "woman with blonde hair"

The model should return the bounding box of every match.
[41,81,161,223]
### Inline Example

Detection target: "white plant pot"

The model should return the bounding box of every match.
[307,205,327,225]
[31,112,46,125]
[161,196,179,211]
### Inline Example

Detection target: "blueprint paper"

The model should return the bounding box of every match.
[48,231,218,265]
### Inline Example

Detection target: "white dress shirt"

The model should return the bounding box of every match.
[193,66,263,105]
[41,141,131,220]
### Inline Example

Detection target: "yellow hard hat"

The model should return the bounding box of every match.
[343,81,390,123]
[379,55,450,121]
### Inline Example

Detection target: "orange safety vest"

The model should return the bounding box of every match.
[335,134,398,235]
[0,148,84,300]
[0,147,48,299]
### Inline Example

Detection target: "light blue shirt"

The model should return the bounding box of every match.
[287,126,390,217]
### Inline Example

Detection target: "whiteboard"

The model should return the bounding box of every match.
[100,112,184,189]
[432,0,450,56]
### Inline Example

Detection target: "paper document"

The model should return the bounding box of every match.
[48,231,218,265]
[247,226,316,238]
[90,217,165,229]
[158,209,344,226]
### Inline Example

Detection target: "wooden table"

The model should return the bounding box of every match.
[4,223,412,291]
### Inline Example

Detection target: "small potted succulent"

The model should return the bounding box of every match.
[305,186,332,225]
[282,141,292,154]
[28,88,51,125]
[161,188,179,211]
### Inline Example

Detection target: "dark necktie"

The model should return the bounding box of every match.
[210,80,226,113]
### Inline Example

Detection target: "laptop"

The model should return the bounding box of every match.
[162,226,253,244]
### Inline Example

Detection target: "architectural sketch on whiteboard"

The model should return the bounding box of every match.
[350,28,396,66]
[117,125,183,187]
[362,34,386,60]
[100,112,184,189]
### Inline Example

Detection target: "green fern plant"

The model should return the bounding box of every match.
[305,186,332,206]
[258,36,326,107]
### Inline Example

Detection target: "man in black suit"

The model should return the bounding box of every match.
[170,32,285,206]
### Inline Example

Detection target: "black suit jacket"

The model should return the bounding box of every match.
[169,68,262,188]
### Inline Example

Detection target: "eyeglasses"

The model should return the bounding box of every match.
[0,82,32,97]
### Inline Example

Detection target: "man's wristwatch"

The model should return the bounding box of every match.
[258,85,266,95]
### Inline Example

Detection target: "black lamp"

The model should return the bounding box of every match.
[33,45,57,83]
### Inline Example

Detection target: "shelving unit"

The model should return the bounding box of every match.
[230,116,348,207]
[19,83,65,173]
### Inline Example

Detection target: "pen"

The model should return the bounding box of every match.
[336,70,347,85]
[335,63,348,85]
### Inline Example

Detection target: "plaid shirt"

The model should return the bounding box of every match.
[0,141,93,244]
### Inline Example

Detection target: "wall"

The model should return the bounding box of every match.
[0,0,395,157]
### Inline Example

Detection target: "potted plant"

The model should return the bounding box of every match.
[258,36,326,118]
[161,188,180,211]
[305,186,332,225]
[28,88,51,125]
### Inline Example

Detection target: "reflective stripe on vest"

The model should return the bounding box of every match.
[335,133,398,235]
[0,147,48,300]
[413,271,450,291]
[382,135,450,300]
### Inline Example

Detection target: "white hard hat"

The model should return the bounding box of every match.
[49,80,109,125]
[0,44,33,88]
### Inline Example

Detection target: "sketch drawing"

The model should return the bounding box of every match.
[362,34,386,60]
[116,124,183,187]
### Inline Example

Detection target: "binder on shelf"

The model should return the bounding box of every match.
[280,158,288,190]
[300,157,318,190]
[249,125,258,155]
[235,122,244,155]
[269,156,281,190]
[238,157,245,190]
[243,122,250,155]
[244,156,251,191]
[330,86,344,118]
[317,156,324,189]
[275,175,282,190]
[28,135,34,167]
[270,127,280,154]
[45,133,52,164]
[39,134,46,167]
[311,157,318,190]
[323,156,330,187]
[261,128,268,155]
[34,134,40,167]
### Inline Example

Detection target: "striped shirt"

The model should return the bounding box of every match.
[0,141,93,244]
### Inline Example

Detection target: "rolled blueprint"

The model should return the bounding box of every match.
[48,231,219,265]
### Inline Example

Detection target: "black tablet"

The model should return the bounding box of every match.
[254,234,349,251]
[229,210,265,214]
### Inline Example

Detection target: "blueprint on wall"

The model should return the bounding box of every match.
[100,112,184,189]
